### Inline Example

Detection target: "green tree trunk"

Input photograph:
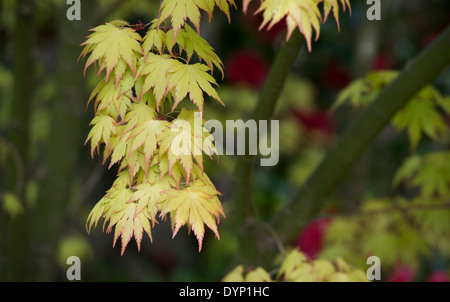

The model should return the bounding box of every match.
[1,0,36,281]
[31,2,97,281]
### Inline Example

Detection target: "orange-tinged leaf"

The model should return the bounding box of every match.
[85,114,117,157]
[130,180,172,221]
[158,109,218,183]
[86,197,108,233]
[136,54,178,110]
[121,101,157,136]
[81,21,142,81]
[165,24,224,77]
[159,180,224,251]
[158,0,235,42]
[104,201,154,255]
[167,61,223,112]
[214,0,236,22]
[89,72,134,118]
[128,119,170,169]
[242,0,253,13]
[109,129,130,169]
[248,0,350,52]
[142,25,166,55]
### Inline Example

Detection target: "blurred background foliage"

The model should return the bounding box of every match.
[0,0,449,281]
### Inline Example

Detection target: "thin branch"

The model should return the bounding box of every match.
[271,24,450,246]
[230,29,304,263]
[232,30,303,221]
[0,137,25,195]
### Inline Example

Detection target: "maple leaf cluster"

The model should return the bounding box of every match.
[243,0,351,51]
[81,18,228,254]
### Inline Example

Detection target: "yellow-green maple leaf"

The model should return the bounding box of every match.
[158,0,236,41]
[137,54,223,112]
[128,119,171,172]
[118,149,147,182]
[167,60,223,112]
[142,22,166,55]
[136,54,178,110]
[157,153,186,188]
[88,71,134,118]
[107,126,131,168]
[159,180,224,251]
[245,0,350,52]
[392,96,447,151]
[129,179,172,223]
[121,101,157,136]
[158,109,218,183]
[81,20,142,82]
[165,24,224,77]
[322,0,351,31]
[107,203,153,255]
[85,114,117,157]
[256,0,322,51]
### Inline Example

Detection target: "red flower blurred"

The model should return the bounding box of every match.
[293,109,335,135]
[422,28,443,48]
[295,218,332,259]
[321,59,351,91]
[373,52,395,70]
[387,265,415,282]
[225,50,269,88]
[427,270,450,282]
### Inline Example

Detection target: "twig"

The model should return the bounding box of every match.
[0,136,25,195]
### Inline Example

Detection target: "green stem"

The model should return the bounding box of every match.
[271,24,450,246]
[231,30,304,265]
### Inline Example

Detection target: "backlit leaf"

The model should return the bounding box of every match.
[81,21,143,81]
[167,61,223,112]
[159,180,224,251]
[158,0,235,41]
[85,114,117,157]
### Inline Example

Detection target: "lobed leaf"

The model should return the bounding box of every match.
[158,0,236,42]
[81,21,143,82]
[159,180,224,251]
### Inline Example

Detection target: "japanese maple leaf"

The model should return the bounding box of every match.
[136,54,178,110]
[243,0,350,52]
[158,0,236,41]
[167,60,223,112]
[81,20,143,82]
[130,179,173,221]
[85,114,117,158]
[107,203,153,255]
[159,181,225,251]
[158,109,218,183]
[127,119,171,173]
[165,24,224,77]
